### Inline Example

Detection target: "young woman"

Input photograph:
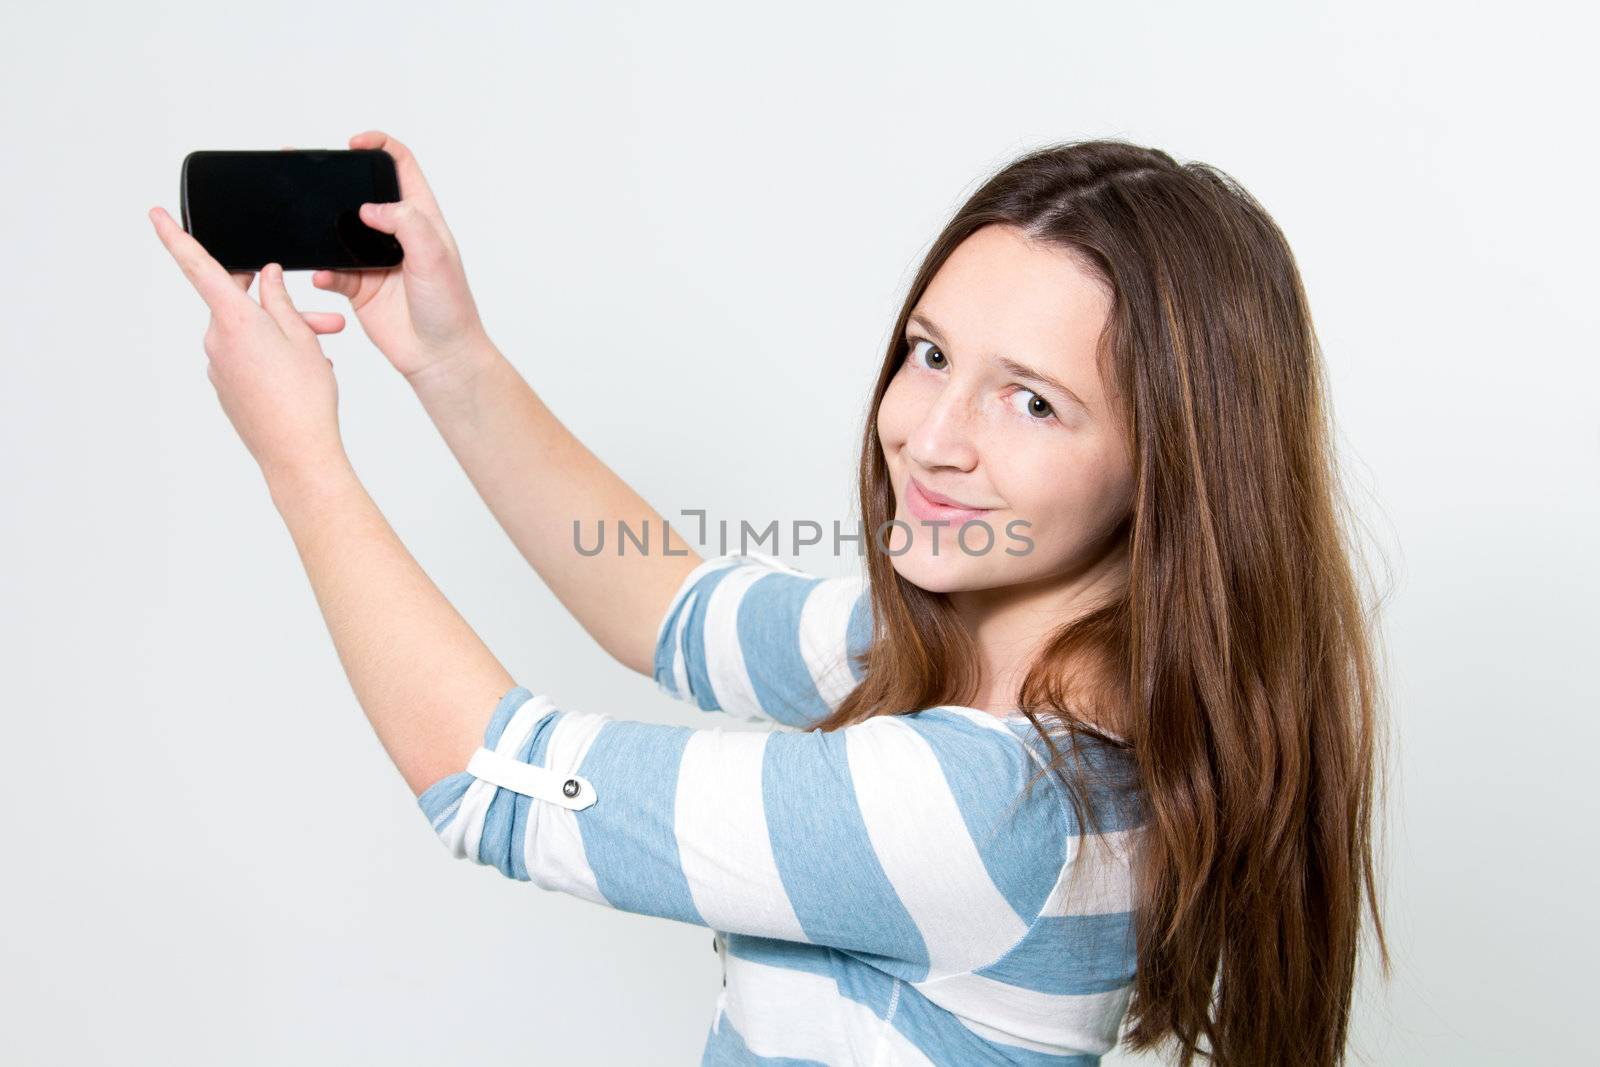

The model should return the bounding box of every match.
[150,131,1390,1066]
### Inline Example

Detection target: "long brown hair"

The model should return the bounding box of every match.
[811,139,1392,1066]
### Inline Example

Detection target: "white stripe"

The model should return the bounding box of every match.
[846,717,1030,978]
[912,969,1133,1056]
[736,550,807,575]
[673,729,809,941]
[1043,828,1140,917]
[937,706,1018,735]
[957,1015,1094,1056]
[523,711,610,905]
[800,572,867,708]
[437,776,497,863]
[722,953,937,1067]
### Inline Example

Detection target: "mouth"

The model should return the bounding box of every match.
[904,474,995,525]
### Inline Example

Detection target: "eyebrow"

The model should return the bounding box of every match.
[906,310,1092,414]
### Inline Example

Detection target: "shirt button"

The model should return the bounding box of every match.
[562,778,581,798]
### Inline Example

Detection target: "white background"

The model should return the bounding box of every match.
[2,2,1594,1063]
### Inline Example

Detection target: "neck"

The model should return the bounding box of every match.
[948,539,1129,717]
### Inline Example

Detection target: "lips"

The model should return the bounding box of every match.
[905,475,994,524]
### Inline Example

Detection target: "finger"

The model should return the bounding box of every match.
[302,310,347,334]
[257,262,310,337]
[311,268,362,299]
[347,130,446,224]
[356,200,445,267]
[229,269,256,292]
[148,206,259,323]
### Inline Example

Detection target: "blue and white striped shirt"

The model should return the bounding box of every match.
[418,552,1145,1065]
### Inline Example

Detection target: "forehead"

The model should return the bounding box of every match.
[913,224,1114,404]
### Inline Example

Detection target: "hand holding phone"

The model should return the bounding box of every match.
[179,132,491,387]
[310,131,493,387]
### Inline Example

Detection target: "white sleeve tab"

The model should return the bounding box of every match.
[465,746,598,811]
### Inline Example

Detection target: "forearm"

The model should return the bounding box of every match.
[405,336,701,677]
[266,458,516,798]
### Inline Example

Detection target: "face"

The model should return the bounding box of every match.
[876,223,1135,597]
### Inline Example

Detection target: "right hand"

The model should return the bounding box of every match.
[295,131,491,387]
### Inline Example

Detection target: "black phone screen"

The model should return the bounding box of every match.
[180,149,403,272]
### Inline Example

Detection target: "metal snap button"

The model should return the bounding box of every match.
[562,778,581,798]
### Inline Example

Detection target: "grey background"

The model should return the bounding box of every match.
[3,2,1595,1063]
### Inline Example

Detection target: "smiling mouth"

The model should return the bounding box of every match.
[905,475,994,524]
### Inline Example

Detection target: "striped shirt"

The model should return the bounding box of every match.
[418,551,1145,1065]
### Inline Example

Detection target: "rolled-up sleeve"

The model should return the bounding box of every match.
[416,684,1075,983]
[651,552,872,729]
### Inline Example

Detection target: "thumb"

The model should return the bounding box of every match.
[258,263,309,336]
[359,200,445,268]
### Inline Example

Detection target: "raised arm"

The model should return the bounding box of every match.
[406,337,701,678]
[302,131,700,680]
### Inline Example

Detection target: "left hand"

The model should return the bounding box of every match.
[148,204,350,484]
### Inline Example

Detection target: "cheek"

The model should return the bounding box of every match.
[990,447,1065,520]
[876,375,918,451]
[992,437,1104,525]
[1002,439,1133,546]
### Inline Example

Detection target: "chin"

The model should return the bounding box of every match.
[884,512,1007,593]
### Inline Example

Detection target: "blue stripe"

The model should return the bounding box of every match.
[483,684,537,746]
[1005,724,1146,835]
[652,576,698,701]
[975,911,1138,996]
[725,933,838,980]
[573,720,704,926]
[476,724,534,878]
[904,710,1070,922]
[738,571,829,727]
[760,729,930,980]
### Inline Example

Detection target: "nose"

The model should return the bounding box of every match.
[903,383,980,473]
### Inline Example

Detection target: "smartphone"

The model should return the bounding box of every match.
[179,149,404,272]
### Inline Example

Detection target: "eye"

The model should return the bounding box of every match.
[904,337,947,370]
[904,336,1060,425]
[1010,388,1057,423]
